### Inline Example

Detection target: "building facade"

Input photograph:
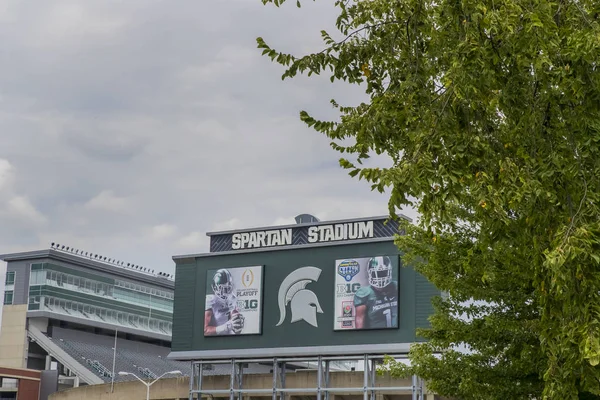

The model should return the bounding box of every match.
[0,247,182,391]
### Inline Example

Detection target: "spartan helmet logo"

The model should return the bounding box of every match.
[276,266,323,328]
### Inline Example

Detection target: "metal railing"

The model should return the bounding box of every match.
[187,354,424,400]
[86,359,114,379]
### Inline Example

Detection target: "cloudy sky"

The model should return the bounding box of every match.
[0,0,416,273]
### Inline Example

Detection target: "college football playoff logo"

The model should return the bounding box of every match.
[276,266,323,328]
[241,269,254,288]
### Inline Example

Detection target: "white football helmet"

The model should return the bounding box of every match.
[367,256,392,289]
[212,269,234,299]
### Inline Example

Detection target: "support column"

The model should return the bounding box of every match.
[324,361,330,400]
[195,362,203,400]
[280,362,286,400]
[317,356,323,400]
[369,358,376,400]
[45,355,52,370]
[272,358,278,400]
[230,360,236,400]
[237,362,244,400]
[188,362,195,400]
[363,355,369,400]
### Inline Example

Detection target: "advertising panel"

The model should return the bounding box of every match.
[204,265,263,336]
[334,255,399,330]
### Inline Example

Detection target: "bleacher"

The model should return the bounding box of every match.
[46,327,273,383]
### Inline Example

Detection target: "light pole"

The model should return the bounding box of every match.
[118,370,181,400]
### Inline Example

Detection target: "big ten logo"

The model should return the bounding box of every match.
[337,283,361,294]
[237,299,259,311]
[241,269,255,288]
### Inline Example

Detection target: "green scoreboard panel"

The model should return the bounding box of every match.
[168,216,440,360]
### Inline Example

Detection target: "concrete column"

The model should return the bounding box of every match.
[74,375,80,388]
[45,355,52,370]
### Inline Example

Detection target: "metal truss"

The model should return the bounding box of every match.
[188,355,424,400]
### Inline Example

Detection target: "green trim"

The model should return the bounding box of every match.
[39,286,172,321]
[3,291,13,305]
[44,263,115,284]
[5,271,15,285]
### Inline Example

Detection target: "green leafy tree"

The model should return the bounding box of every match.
[257,0,600,398]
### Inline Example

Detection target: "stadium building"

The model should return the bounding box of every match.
[1,213,443,400]
[0,245,188,392]
[0,232,359,398]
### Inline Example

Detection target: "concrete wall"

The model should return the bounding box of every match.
[0,304,28,368]
[49,372,441,400]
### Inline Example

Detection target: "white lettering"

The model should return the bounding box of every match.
[229,221,377,250]
[308,226,319,243]
[323,225,335,241]
[271,230,281,246]
[348,223,358,239]
[358,221,374,239]
[281,228,292,245]
[257,231,266,247]
[241,233,250,248]
[232,233,242,249]
[335,224,345,240]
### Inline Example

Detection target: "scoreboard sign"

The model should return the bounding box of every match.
[208,217,402,253]
[169,215,440,360]
[334,256,399,331]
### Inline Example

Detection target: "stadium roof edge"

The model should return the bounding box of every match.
[172,237,398,261]
[0,249,174,289]
[205,213,412,237]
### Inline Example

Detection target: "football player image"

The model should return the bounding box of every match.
[353,256,399,329]
[204,269,245,336]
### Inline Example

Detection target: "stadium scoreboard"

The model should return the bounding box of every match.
[168,215,440,360]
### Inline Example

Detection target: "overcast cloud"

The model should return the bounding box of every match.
[0,0,416,273]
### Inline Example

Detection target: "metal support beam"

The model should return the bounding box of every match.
[237,362,244,400]
[198,362,203,400]
[188,355,417,400]
[317,356,323,400]
[370,358,376,400]
[189,362,195,400]
[272,358,278,400]
[191,386,415,395]
[363,354,369,400]
[280,362,286,400]
[230,360,236,400]
[324,360,330,400]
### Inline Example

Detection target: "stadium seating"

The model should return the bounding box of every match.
[47,328,273,383]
